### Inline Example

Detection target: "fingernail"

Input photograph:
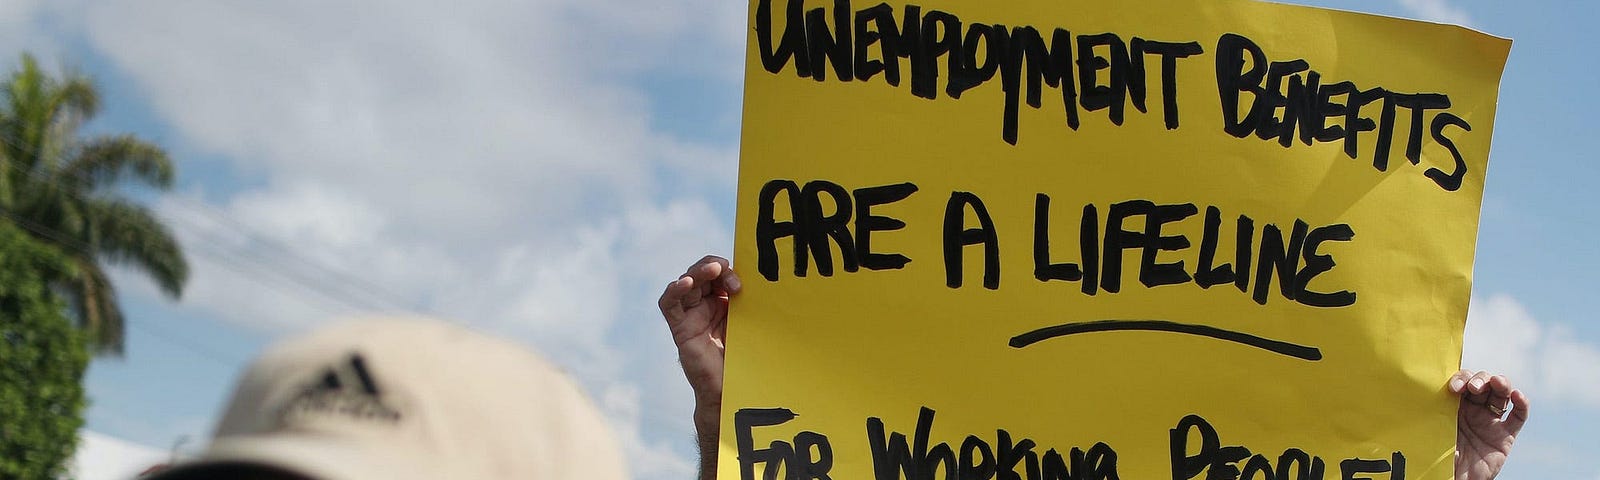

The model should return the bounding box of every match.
[1470,379,1485,390]
[726,275,742,291]
[1449,378,1465,392]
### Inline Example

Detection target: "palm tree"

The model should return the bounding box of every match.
[0,53,188,355]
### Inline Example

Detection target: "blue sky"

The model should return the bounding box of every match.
[1,0,1594,479]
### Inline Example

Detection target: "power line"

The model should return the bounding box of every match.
[0,184,383,316]
[0,131,417,312]
[125,311,249,366]
[0,206,253,364]
[163,211,400,313]
[0,199,318,321]
[0,131,444,364]
[164,197,419,312]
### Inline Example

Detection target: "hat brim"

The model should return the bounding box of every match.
[144,433,447,480]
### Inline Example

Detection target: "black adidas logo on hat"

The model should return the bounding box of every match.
[280,353,403,424]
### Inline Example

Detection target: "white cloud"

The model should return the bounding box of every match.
[0,0,84,86]
[70,431,169,480]
[1396,0,1473,26]
[0,0,54,58]
[1537,325,1600,409]
[50,1,744,478]
[1462,294,1540,382]
[602,382,697,479]
[1464,294,1600,409]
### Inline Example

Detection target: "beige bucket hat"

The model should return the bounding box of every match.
[147,317,628,480]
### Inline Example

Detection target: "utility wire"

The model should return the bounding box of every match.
[0,131,418,314]
[0,179,383,316]
[0,130,442,364]
[0,206,254,365]
[166,197,419,313]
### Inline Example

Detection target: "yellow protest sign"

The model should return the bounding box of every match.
[724,1,1510,479]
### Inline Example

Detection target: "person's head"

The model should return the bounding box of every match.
[145,317,627,480]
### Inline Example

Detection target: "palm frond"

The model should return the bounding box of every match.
[61,134,174,190]
[2,55,47,171]
[1,55,96,172]
[66,257,125,355]
[81,198,188,298]
[49,70,98,125]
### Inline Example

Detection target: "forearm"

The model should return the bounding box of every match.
[695,402,720,480]
[683,344,724,480]
[661,256,738,480]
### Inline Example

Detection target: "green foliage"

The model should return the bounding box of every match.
[0,223,87,480]
[0,52,188,355]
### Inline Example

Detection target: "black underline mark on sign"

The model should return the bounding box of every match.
[1009,319,1323,361]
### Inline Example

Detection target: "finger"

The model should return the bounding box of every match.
[685,255,731,280]
[1467,370,1494,395]
[1448,369,1473,393]
[683,277,711,309]
[718,265,744,295]
[1486,375,1514,401]
[1505,389,1531,433]
[664,273,713,312]
[686,255,744,297]
[658,276,695,319]
[681,256,726,296]
[1477,375,1517,420]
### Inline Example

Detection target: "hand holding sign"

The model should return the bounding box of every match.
[1449,370,1529,480]
[659,255,742,480]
